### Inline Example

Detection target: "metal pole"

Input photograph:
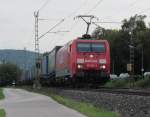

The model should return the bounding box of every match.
[113,60,115,74]
[34,11,41,89]
[141,45,144,78]
[34,11,40,57]
[129,31,135,87]
[24,47,27,80]
[130,33,134,74]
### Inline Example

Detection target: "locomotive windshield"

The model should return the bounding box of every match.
[77,42,106,53]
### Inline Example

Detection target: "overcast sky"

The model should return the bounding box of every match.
[0,0,150,52]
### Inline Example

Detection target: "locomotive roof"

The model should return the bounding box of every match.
[75,38,108,42]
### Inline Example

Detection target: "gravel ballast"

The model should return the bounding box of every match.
[50,88,150,117]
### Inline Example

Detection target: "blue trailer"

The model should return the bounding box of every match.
[41,53,49,79]
[40,46,62,85]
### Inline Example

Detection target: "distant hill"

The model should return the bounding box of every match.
[0,49,38,71]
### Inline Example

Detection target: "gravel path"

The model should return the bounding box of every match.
[0,88,86,117]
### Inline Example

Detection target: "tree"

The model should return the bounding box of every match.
[0,63,22,85]
[135,29,150,72]
[92,14,150,74]
[92,27,130,74]
[121,14,150,74]
[122,14,146,33]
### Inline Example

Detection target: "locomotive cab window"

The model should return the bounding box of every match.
[91,43,106,53]
[77,43,91,52]
[77,42,106,53]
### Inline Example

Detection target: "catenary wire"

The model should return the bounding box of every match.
[38,0,52,11]
[66,0,89,18]
[53,0,88,36]
[86,0,104,14]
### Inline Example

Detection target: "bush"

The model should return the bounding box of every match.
[105,79,129,88]
[0,109,5,117]
[0,88,5,100]
[135,76,150,88]
[105,76,150,88]
[0,63,22,86]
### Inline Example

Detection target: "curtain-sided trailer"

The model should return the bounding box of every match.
[40,46,62,85]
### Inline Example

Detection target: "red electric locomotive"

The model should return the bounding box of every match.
[55,35,110,83]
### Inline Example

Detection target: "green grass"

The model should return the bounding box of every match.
[105,79,129,88]
[0,109,5,117]
[105,76,150,88]
[21,87,119,117]
[0,88,5,100]
[134,77,150,88]
[0,88,5,117]
[49,93,119,117]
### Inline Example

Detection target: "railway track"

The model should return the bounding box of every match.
[60,87,150,97]
[91,88,150,97]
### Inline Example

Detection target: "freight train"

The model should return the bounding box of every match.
[40,35,110,86]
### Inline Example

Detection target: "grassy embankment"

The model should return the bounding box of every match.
[105,76,150,88]
[0,110,5,117]
[0,88,5,117]
[0,88,5,100]
[23,87,120,117]
[50,94,119,117]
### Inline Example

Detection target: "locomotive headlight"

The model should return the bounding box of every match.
[100,65,106,69]
[77,58,84,64]
[77,64,83,69]
[90,54,94,58]
[99,59,106,64]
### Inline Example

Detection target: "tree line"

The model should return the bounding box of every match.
[92,14,150,75]
[0,63,22,86]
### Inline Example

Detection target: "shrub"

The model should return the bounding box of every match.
[105,79,129,88]
[135,76,150,88]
